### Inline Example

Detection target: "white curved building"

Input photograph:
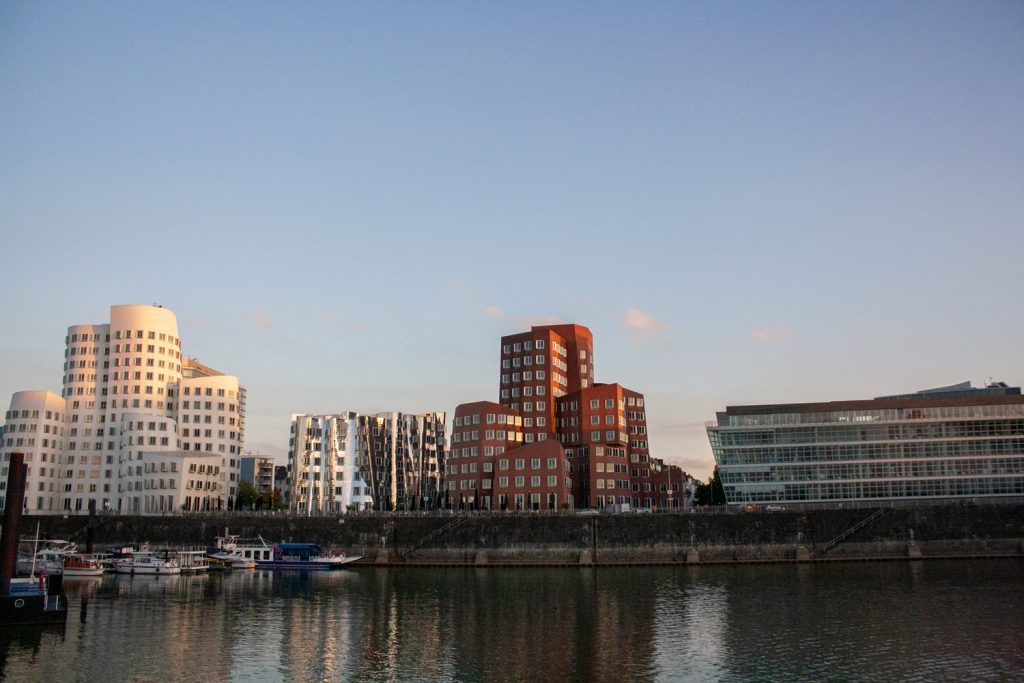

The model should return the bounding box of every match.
[0,391,66,513]
[1,304,246,514]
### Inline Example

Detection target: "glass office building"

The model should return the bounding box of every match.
[706,382,1024,507]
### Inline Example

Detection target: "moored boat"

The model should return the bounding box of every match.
[17,540,77,577]
[61,555,104,577]
[257,543,362,570]
[208,533,272,567]
[175,549,210,574]
[206,550,256,569]
[115,553,181,575]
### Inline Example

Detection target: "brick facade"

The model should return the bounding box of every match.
[450,324,684,510]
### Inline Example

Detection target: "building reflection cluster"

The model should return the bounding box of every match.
[2,564,1022,681]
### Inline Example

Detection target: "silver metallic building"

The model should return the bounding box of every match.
[289,411,446,513]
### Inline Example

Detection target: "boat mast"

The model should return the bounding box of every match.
[29,521,40,579]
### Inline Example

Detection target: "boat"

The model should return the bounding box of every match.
[257,543,362,570]
[61,555,104,577]
[1,453,68,626]
[114,553,181,575]
[206,549,256,569]
[175,548,211,574]
[17,540,77,576]
[2,576,68,625]
[208,533,272,567]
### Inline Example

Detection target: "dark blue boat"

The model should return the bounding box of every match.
[256,543,361,570]
[1,453,68,626]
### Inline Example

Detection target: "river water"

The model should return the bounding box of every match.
[2,560,1022,682]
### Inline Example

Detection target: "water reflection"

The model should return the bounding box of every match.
[0,561,1021,682]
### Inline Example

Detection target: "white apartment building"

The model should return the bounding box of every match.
[121,451,225,514]
[0,304,245,514]
[0,391,66,513]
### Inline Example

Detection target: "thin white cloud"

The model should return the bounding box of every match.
[244,310,272,330]
[622,308,669,333]
[483,306,504,318]
[752,325,788,343]
[621,308,674,345]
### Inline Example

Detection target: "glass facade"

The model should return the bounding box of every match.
[706,384,1024,506]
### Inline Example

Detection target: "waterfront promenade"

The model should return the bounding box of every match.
[21,504,1024,567]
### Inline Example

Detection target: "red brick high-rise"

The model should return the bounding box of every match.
[448,323,683,510]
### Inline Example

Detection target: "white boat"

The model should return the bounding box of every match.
[62,555,105,577]
[207,549,256,569]
[115,553,181,575]
[208,533,272,567]
[175,549,211,573]
[17,540,78,576]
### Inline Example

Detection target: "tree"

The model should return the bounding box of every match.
[694,481,711,506]
[694,467,728,506]
[255,489,284,511]
[710,467,727,505]
[236,481,258,510]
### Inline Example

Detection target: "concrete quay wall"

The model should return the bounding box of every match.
[20,504,1024,566]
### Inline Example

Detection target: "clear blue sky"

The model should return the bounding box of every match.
[2,2,1022,478]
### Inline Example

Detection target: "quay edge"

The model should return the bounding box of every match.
[19,504,1024,567]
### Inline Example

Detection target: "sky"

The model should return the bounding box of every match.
[1,2,1022,479]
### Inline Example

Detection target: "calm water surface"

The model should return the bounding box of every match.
[2,561,1022,682]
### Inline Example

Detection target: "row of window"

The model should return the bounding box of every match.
[451,475,569,490]
[502,340,547,353]
[5,409,63,420]
[110,329,180,345]
[726,476,1024,502]
[501,355,548,369]
[715,438,1024,464]
[720,405,1024,428]
[455,413,520,427]
[721,457,1024,483]
[502,371,548,384]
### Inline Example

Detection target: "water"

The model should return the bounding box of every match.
[2,561,1022,682]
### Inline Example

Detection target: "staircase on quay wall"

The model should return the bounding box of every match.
[400,516,467,560]
[820,508,888,554]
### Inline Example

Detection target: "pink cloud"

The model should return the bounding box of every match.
[752,325,788,343]
[244,310,272,330]
[622,308,669,333]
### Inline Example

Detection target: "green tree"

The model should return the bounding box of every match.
[236,481,258,510]
[694,481,711,506]
[694,467,728,506]
[256,489,285,511]
[710,466,727,505]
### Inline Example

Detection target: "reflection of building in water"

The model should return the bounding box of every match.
[652,569,729,679]
[351,570,447,680]
[348,569,664,681]
[271,572,363,681]
[707,381,1024,507]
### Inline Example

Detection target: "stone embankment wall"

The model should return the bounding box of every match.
[20,505,1024,566]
